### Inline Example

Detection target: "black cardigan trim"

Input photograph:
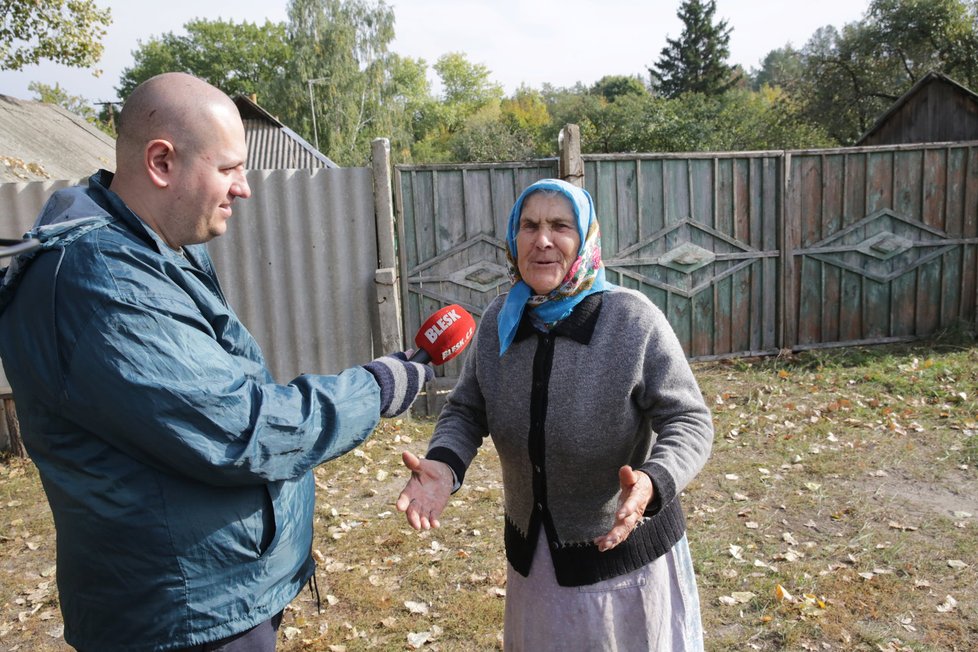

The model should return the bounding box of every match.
[505,496,687,586]
[513,292,604,344]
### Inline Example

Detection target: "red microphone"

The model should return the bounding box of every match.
[409,304,476,364]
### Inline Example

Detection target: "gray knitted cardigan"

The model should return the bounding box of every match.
[427,287,714,586]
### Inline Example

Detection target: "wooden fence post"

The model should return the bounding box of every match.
[371,138,404,355]
[558,124,584,187]
[1,390,26,458]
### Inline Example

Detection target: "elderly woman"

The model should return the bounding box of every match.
[397,178,713,650]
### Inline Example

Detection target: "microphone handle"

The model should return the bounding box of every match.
[408,347,431,363]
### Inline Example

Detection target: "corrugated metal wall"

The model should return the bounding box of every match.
[1,178,85,391]
[196,168,380,382]
[0,169,380,392]
[0,178,82,238]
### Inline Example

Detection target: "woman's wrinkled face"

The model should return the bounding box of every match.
[515,192,581,295]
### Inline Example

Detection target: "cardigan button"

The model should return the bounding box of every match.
[535,502,543,512]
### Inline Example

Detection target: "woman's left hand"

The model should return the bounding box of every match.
[593,465,654,552]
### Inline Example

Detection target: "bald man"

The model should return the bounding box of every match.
[0,73,431,651]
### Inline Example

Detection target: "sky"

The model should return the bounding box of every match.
[0,0,871,105]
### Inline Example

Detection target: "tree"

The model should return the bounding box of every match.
[0,0,111,71]
[446,86,552,162]
[649,0,739,98]
[277,0,398,166]
[591,75,648,102]
[409,52,504,162]
[434,52,503,125]
[750,46,804,91]
[117,19,292,101]
[500,86,552,157]
[789,0,978,143]
[379,52,433,162]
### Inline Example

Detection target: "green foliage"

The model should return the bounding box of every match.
[750,46,804,91]
[0,0,110,72]
[540,82,832,155]
[117,19,291,101]
[277,0,398,166]
[380,53,432,162]
[591,74,648,102]
[649,0,740,98]
[788,0,978,143]
[434,52,503,110]
[408,52,507,162]
[102,0,977,164]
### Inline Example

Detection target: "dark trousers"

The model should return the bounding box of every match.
[173,611,284,652]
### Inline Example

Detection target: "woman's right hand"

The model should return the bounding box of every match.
[396,451,454,530]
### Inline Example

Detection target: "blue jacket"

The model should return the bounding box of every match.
[0,171,382,650]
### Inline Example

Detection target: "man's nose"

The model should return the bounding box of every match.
[233,173,251,199]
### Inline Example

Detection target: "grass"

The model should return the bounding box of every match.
[1,336,977,651]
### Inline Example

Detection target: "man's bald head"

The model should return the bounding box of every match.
[116,72,241,164]
[109,72,251,249]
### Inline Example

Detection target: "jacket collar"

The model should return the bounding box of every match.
[88,170,187,263]
[514,291,604,345]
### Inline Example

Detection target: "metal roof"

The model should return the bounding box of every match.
[0,94,116,183]
[233,95,338,170]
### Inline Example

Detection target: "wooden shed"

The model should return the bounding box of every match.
[233,95,338,170]
[856,71,978,146]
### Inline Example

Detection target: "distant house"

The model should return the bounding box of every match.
[233,95,338,169]
[856,71,978,146]
[0,94,115,183]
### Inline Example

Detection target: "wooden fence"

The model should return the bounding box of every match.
[3,136,976,438]
[395,140,978,412]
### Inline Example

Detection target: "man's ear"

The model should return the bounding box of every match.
[145,139,175,188]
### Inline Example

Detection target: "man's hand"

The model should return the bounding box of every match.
[362,352,434,418]
[593,465,654,552]
[396,451,454,530]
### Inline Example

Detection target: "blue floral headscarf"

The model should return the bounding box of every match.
[497,178,609,355]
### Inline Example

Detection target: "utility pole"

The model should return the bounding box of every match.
[306,78,329,152]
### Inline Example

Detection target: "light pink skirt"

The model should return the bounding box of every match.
[504,533,704,651]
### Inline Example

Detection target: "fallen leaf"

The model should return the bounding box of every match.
[936,595,958,613]
[404,600,429,615]
[947,559,968,569]
[407,631,430,648]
